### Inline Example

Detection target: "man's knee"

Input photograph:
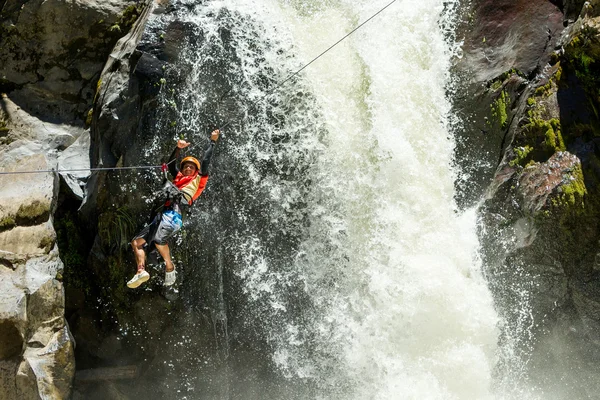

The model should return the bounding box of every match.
[131,238,145,249]
[154,242,169,250]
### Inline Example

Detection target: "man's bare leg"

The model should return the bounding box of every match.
[131,238,147,271]
[127,238,151,288]
[155,243,175,272]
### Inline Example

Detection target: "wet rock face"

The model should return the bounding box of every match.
[456,0,600,393]
[518,152,583,215]
[461,0,564,82]
[562,0,588,23]
[453,0,565,207]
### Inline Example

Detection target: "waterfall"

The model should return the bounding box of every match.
[150,0,500,398]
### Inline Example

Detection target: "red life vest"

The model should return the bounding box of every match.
[172,172,208,205]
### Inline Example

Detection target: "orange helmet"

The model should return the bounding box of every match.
[180,156,200,171]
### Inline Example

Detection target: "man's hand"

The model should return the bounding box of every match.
[210,129,220,142]
[177,139,191,149]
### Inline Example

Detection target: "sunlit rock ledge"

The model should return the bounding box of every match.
[0,0,150,398]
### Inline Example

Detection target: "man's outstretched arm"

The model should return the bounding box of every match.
[200,129,220,176]
[167,139,191,177]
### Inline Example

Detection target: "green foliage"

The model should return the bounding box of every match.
[564,25,600,112]
[55,210,90,293]
[98,207,136,252]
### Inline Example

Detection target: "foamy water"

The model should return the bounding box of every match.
[160,0,501,398]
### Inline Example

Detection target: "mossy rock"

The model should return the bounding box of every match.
[490,90,509,129]
[39,233,56,252]
[15,200,51,225]
[552,163,587,209]
[0,216,16,230]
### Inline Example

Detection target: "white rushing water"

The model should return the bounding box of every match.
[279,1,499,398]
[172,0,501,398]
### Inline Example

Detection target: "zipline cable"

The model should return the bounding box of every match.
[0,0,398,176]
[0,159,179,176]
[216,0,398,132]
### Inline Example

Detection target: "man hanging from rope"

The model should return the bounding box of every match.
[127,129,220,288]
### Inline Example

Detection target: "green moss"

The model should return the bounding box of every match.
[0,116,10,138]
[535,81,553,97]
[551,164,587,209]
[490,80,503,91]
[39,234,55,252]
[0,216,16,230]
[554,64,563,82]
[517,68,565,162]
[510,145,533,167]
[564,25,600,112]
[109,4,141,36]
[490,90,509,129]
[93,79,102,104]
[570,123,593,137]
[487,69,523,91]
[16,200,50,225]
[86,109,93,126]
[522,117,565,154]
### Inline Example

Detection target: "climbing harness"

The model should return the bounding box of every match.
[0,0,398,176]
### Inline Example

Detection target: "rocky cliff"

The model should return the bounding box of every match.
[454,0,600,396]
[0,1,149,398]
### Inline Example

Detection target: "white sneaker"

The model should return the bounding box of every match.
[127,270,150,288]
[164,269,176,286]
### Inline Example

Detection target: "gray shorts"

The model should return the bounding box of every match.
[133,210,182,246]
